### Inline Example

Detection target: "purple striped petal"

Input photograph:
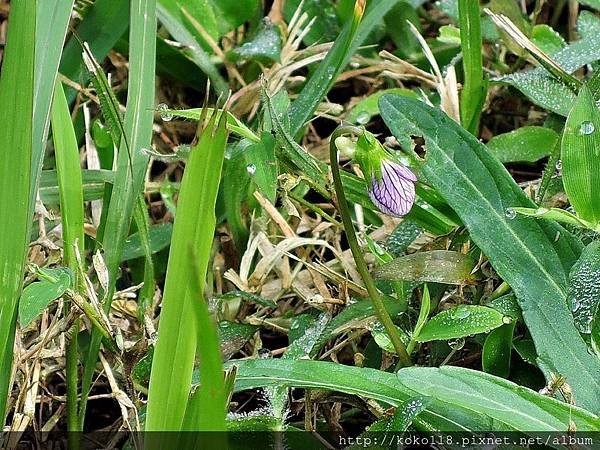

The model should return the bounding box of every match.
[368,160,416,217]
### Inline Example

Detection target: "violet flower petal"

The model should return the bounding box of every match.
[368,160,416,217]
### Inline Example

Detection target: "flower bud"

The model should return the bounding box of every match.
[353,131,417,217]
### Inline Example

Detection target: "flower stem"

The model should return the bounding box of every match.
[329,126,412,367]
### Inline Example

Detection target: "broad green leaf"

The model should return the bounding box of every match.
[232,359,600,431]
[397,365,600,431]
[531,24,566,55]
[0,0,36,420]
[133,346,154,386]
[496,12,600,116]
[486,126,558,163]
[482,322,516,378]
[371,322,410,354]
[513,339,538,366]
[591,312,600,356]
[386,220,421,256]
[229,18,281,63]
[18,268,73,328]
[438,24,461,45]
[373,250,479,285]
[384,2,422,58]
[579,0,600,9]
[416,305,507,342]
[561,85,600,225]
[379,94,600,413]
[285,313,331,360]
[121,223,173,261]
[219,321,258,360]
[568,241,600,333]
[222,141,252,251]
[245,133,278,203]
[352,396,430,449]
[347,88,418,125]
[283,0,339,45]
[486,294,522,321]
[208,0,259,34]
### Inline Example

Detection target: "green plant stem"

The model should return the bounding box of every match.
[458,0,485,135]
[66,319,80,440]
[288,191,343,228]
[329,126,411,367]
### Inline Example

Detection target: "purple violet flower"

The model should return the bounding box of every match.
[368,159,417,218]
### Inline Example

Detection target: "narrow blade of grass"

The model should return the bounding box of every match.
[145,109,229,438]
[50,80,85,441]
[60,0,130,100]
[458,0,486,135]
[31,0,75,207]
[79,0,157,424]
[288,1,365,137]
[0,0,36,422]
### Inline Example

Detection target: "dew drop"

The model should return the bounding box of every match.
[579,121,595,135]
[452,306,471,319]
[502,316,512,324]
[246,164,257,175]
[555,159,562,170]
[505,208,516,219]
[157,103,173,122]
[448,338,465,351]
[355,111,370,125]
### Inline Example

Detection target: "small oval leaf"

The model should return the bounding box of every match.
[416,305,507,342]
[373,250,478,285]
[487,126,558,163]
[18,267,73,327]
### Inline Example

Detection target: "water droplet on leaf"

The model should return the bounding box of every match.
[448,338,465,351]
[246,164,257,175]
[555,159,562,170]
[579,121,595,135]
[452,306,471,319]
[355,111,370,125]
[157,103,173,122]
[505,208,516,219]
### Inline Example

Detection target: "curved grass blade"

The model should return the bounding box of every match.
[0,0,36,423]
[31,0,75,208]
[156,1,228,95]
[60,0,130,101]
[379,94,600,414]
[289,0,405,137]
[79,0,157,424]
[232,359,600,432]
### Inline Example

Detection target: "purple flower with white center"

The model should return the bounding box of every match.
[368,159,417,217]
